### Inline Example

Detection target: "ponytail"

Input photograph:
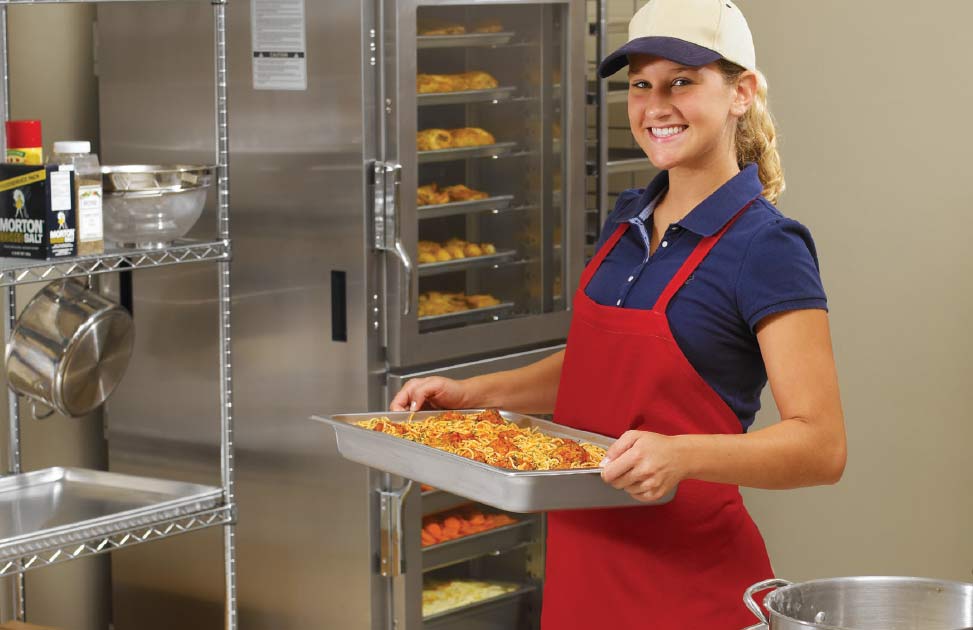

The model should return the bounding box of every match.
[717,60,785,205]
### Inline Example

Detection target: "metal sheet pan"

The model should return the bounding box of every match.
[423,518,535,572]
[418,303,515,332]
[0,467,224,560]
[313,410,672,512]
[417,86,516,107]
[418,142,517,164]
[423,582,535,624]
[418,250,517,277]
[418,195,514,220]
[416,32,514,49]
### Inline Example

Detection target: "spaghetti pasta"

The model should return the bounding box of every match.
[355,409,606,470]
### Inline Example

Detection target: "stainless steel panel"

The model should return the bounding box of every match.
[97,0,381,628]
[316,410,670,512]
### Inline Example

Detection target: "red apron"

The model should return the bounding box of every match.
[543,202,773,629]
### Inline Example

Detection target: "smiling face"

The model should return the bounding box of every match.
[627,55,751,174]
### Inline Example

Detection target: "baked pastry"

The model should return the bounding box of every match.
[417,129,453,151]
[416,71,498,94]
[417,74,456,94]
[416,237,498,264]
[449,127,495,147]
[473,19,504,34]
[442,184,488,202]
[418,20,465,36]
[417,183,450,206]
[457,71,499,90]
[466,294,501,308]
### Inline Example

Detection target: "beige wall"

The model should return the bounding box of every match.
[735,0,973,584]
[1,5,108,630]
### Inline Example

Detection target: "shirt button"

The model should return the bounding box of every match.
[661,241,669,248]
[616,299,622,306]
[627,275,634,282]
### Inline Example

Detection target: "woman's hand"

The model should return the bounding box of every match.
[389,376,471,412]
[601,430,686,503]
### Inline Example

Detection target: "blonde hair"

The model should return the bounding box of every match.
[717,60,785,205]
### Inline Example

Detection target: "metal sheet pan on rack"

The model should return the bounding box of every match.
[418,195,514,219]
[423,582,536,626]
[416,32,514,49]
[418,86,516,107]
[418,250,517,277]
[0,467,224,560]
[422,489,471,515]
[423,518,535,572]
[313,410,670,512]
[417,302,515,333]
[418,142,517,164]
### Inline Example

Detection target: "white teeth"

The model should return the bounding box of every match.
[650,126,686,138]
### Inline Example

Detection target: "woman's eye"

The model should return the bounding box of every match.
[630,80,649,89]
[672,77,692,87]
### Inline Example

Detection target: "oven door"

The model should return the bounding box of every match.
[377,0,585,369]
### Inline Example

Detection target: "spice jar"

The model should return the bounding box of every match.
[5,120,43,165]
[49,141,104,255]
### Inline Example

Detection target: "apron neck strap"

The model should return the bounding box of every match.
[652,199,756,313]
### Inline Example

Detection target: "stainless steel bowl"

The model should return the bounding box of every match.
[101,164,214,249]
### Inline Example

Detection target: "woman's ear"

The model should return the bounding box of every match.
[731,70,758,117]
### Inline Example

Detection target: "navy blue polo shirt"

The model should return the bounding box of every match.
[586,164,828,431]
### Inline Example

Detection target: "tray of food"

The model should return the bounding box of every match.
[423,579,532,622]
[418,250,517,276]
[418,86,516,107]
[418,142,517,164]
[313,409,668,512]
[418,194,514,219]
[417,32,515,49]
[418,297,515,332]
[423,507,534,571]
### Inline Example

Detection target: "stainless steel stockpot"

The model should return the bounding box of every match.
[743,576,973,630]
[5,279,134,418]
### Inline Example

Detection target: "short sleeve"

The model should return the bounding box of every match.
[736,218,828,332]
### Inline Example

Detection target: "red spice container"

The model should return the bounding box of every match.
[5,120,43,165]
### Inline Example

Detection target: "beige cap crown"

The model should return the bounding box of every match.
[629,0,755,70]
[598,0,756,77]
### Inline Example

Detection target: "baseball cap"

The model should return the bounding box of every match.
[598,0,756,78]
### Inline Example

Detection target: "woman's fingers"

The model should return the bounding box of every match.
[602,430,641,465]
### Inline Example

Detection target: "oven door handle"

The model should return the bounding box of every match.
[373,161,414,316]
[378,480,413,577]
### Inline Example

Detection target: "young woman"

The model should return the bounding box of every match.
[392,0,846,626]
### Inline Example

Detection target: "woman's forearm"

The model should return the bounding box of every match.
[460,350,564,414]
[677,413,846,489]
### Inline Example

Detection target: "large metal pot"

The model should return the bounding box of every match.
[5,279,134,418]
[743,576,973,630]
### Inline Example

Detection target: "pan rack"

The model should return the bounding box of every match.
[0,0,237,628]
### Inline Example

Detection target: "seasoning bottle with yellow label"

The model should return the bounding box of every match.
[5,120,43,165]
[49,141,104,255]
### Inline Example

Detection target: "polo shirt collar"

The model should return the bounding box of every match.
[610,163,763,236]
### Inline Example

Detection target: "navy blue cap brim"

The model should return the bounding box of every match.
[597,36,722,78]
